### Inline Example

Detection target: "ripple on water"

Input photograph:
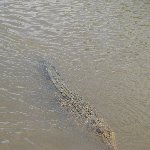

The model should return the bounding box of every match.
[0,0,150,150]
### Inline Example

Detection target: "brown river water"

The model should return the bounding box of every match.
[0,0,150,150]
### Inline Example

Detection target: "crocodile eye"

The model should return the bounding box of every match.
[96,128,103,134]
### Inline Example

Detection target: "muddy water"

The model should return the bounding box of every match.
[0,0,150,150]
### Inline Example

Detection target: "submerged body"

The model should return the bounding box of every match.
[41,62,118,150]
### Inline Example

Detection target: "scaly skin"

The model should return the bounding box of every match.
[41,62,118,150]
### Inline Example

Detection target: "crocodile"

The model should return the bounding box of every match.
[41,62,118,150]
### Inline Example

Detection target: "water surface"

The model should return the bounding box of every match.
[0,0,150,150]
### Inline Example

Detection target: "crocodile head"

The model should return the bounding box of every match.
[95,126,118,150]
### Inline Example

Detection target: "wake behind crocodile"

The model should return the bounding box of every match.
[41,62,118,150]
